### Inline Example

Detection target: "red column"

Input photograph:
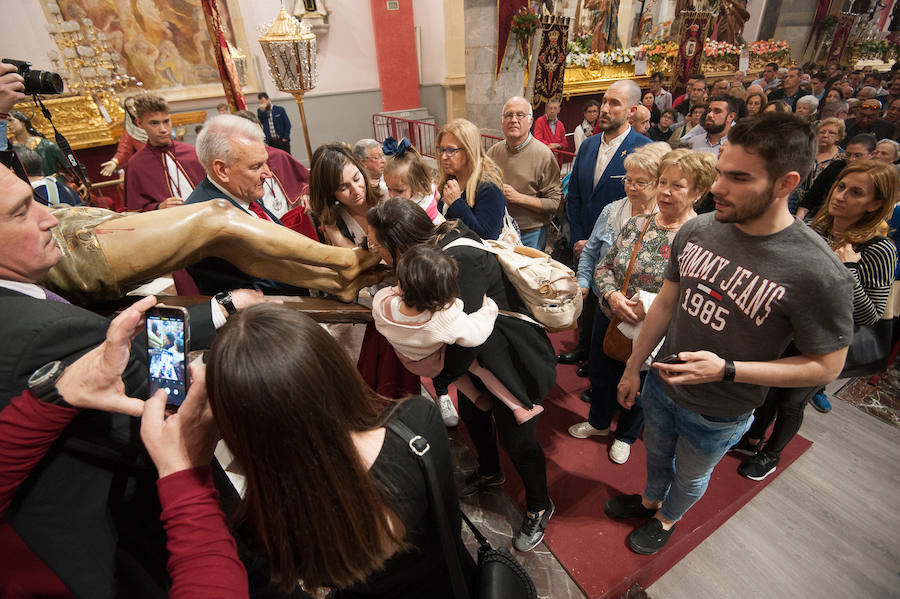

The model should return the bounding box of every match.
[369,0,420,111]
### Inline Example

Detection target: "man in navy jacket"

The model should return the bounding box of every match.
[257,91,292,154]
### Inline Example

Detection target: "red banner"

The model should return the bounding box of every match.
[201,0,246,111]
[826,14,857,65]
[497,0,528,80]
[673,12,713,94]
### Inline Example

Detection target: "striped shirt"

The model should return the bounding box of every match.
[844,236,897,325]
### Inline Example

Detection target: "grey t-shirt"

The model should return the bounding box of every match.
[657,213,855,417]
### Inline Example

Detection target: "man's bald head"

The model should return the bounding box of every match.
[630,105,652,135]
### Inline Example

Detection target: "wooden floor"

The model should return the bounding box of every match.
[456,379,900,599]
[648,380,900,599]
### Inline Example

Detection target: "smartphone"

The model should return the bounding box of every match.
[146,305,190,410]
[657,353,686,365]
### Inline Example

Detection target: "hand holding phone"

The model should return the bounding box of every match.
[656,353,686,365]
[146,304,190,410]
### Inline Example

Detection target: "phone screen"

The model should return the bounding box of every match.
[147,309,188,408]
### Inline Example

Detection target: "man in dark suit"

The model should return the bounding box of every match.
[257,92,292,154]
[561,79,651,370]
[0,161,266,597]
[186,114,309,296]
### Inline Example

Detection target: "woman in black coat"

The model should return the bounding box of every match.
[367,198,557,552]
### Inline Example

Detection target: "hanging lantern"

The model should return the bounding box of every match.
[258,7,317,94]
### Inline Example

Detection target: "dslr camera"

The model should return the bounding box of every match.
[2,58,64,95]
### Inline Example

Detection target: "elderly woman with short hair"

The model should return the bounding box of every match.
[795,95,820,121]
[570,149,717,466]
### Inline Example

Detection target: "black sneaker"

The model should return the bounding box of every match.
[729,436,761,456]
[514,499,555,552]
[457,470,506,497]
[627,518,676,555]
[738,451,779,481]
[604,494,657,519]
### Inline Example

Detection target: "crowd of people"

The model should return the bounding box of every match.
[1,52,899,599]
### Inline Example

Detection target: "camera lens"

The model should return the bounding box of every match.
[24,70,64,95]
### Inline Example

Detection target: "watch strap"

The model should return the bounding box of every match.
[214,291,237,315]
[28,361,73,407]
[722,359,736,382]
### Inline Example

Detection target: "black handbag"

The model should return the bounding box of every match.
[840,319,894,378]
[386,419,537,599]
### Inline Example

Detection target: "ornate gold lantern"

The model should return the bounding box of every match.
[258,7,318,160]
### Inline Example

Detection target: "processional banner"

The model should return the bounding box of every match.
[672,11,713,96]
[496,0,529,80]
[201,0,246,111]
[532,15,571,107]
[826,14,858,66]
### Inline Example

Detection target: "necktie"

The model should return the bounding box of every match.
[248,201,270,221]
[41,286,71,304]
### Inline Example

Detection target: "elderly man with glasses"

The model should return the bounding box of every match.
[486,96,562,250]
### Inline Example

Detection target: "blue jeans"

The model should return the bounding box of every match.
[519,225,549,251]
[641,372,752,522]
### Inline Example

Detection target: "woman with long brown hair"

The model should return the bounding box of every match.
[736,160,898,478]
[435,118,507,240]
[207,304,475,597]
[309,144,381,248]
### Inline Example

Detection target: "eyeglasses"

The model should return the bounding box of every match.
[623,177,653,189]
[817,130,839,136]
[437,146,463,157]
[502,111,530,121]
[860,101,881,110]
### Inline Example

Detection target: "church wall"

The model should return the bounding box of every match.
[0,1,449,164]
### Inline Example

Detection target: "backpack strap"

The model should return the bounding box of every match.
[442,237,545,328]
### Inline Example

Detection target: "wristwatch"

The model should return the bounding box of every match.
[722,359,736,383]
[27,360,73,407]
[214,290,237,315]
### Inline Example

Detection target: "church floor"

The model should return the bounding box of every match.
[452,376,900,599]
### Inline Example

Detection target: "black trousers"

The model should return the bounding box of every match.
[746,386,815,457]
[458,392,550,513]
[268,137,292,155]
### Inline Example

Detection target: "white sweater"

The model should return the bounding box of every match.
[372,287,499,361]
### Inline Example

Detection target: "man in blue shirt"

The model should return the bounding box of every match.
[256,92,292,155]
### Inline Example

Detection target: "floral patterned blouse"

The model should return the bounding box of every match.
[594,213,681,319]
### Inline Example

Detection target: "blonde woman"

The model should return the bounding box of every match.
[436,118,507,240]
[571,149,716,466]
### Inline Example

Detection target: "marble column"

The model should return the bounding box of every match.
[464,0,526,133]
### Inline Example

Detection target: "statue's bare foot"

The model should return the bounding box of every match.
[339,247,382,281]
[332,264,392,303]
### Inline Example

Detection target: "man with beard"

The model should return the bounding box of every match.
[689,96,739,156]
[606,112,854,555]
[560,79,650,369]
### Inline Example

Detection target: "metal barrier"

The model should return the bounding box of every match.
[372,113,575,175]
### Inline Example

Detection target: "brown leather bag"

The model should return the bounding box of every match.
[602,216,654,363]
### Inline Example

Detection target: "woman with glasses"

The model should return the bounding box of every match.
[569,149,715,466]
[792,118,845,214]
[435,118,507,240]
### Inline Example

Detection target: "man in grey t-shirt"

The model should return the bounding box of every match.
[605,113,855,555]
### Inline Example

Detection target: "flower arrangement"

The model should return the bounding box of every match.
[568,30,592,55]
[510,6,541,42]
[645,40,678,63]
[748,39,790,60]
[596,46,637,65]
[704,39,740,58]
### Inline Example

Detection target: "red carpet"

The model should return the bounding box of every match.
[497,330,813,599]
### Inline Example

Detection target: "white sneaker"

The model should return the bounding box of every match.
[568,421,610,439]
[438,394,459,427]
[609,439,631,464]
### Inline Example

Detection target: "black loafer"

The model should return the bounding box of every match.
[576,363,589,377]
[557,348,586,364]
[627,518,675,555]
[604,494,656,519]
